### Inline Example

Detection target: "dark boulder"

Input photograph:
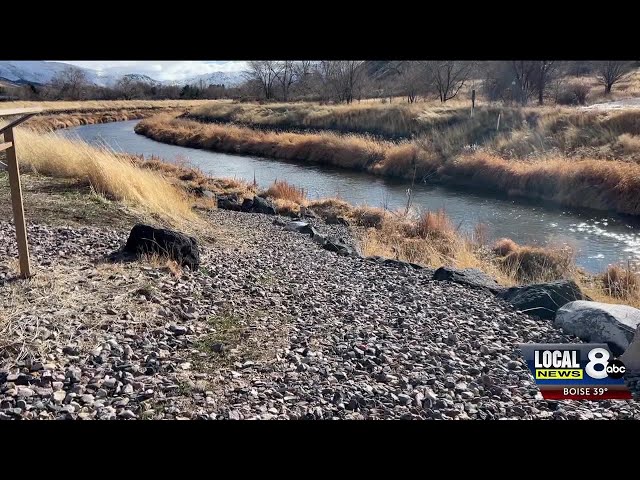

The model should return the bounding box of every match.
[284,221,320,236]
[123,224,200,270]
[323,238,357,257]
[252,196,277,215]
[325,215,350,226]
[217,195,242,211]
[432,267,504,294]
[497,280,589,320]
[241,198,254,212]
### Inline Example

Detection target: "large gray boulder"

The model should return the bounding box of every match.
[497,280,587,320]
[621,326,640,371]
[432,267,504,294]
[555,301,640,356]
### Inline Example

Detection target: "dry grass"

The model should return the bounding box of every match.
[263,180,307,204]
[600,264,640,300]
[1,101,215,132]
[493,238,519,257]
[12,128,195,226]
[443,152,640,216]
[188,101,466,138]
[492,238,575,283]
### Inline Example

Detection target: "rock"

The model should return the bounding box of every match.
[555,301,640,356]
[217,195,242,211]
[498,280,588,320]
[325,215,349,226]
[16,387,34,397]
[241,198,254,212]
[284,221,310,233]
[123,224,200,270]
[621,326,640,372]
[103,378,117,389]
[432,267,503,294]
[251,196,276,215]
[311,233,327,246]
[323,239,356,257]
[283,221,323,239]
[62,345,80,356]
[119,410,136,419]
[170,325,188,336]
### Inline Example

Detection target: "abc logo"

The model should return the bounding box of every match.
[585,347,626,380]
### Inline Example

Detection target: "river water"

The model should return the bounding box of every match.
[59,120,640,273]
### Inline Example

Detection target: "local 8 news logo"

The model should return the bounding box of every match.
[518,343,632,400]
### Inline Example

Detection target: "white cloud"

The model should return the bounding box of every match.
[54,61,247,81]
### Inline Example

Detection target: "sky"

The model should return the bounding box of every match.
[56,61,247,81]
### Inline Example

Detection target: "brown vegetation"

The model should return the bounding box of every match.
[600,264,640,300]
[13,128,195,226]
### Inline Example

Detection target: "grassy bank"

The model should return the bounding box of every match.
[11,128,195,227]
[1,100,214,132]
[136,112,640,217]
[3,123,638,307]
[2,99,213,113]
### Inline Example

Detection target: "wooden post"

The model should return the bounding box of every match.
[4,128,30,277]
[496,112,501,132]
[471,89,476,118]
[0,107,42,279]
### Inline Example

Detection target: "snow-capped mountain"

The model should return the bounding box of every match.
[0,61,246,88]
[112,74,161,86]
[174,71,245,88]
[0,61,103,85]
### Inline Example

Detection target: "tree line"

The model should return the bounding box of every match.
[1,61,637,105]
[243,60,639,106]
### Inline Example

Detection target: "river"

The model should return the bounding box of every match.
[59,119,640,273]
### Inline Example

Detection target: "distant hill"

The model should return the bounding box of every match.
[0,61,246,89]
[0,61,104,86]
[113,74,162,86]
[173,71,245,88]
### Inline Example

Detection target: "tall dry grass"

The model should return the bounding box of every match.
[600,264,640,300]
[13,128,194,226]
[443,152,640,216]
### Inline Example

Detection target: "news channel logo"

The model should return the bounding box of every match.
[518,343,632,400]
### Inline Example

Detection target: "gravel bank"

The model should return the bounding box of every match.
[1,211,639,420]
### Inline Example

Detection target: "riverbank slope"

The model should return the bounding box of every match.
[2,171,639,419]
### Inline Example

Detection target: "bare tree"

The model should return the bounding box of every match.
[275,61,297,101]
[595,61,632,95]
[292,60,315,97]
[431,61,472,103]
[392,61,433,103]
[115,76,144,100]
[245,61,280,100]
[533,61,557,105]
[49,65,89,100]
[511,60,539,105]
[317,61,366,104]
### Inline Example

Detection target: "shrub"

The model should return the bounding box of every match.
[557,82,589,105]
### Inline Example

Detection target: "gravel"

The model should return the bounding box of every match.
[1,211,640,420]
